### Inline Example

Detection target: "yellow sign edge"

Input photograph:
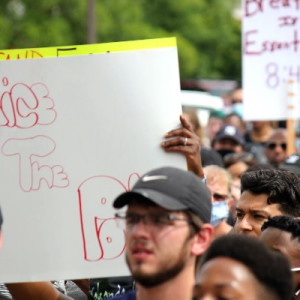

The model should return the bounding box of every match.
[0,37,177,60]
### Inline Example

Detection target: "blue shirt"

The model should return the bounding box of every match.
[108,291,136,300]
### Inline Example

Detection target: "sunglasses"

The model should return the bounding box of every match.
[266,143,287,150]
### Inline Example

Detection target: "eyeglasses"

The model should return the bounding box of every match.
[212,193,228,201]
[115,211,194,231]
[266,143,287,151]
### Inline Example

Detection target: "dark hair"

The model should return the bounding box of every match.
[261,215,300,241]
[241,168,300,216]
[199,235,293,300]
[245,163,275,172]
[200,148,224,167]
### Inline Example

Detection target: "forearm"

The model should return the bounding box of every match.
[6,282,73,300]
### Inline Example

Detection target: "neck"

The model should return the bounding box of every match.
[136,265,195,300]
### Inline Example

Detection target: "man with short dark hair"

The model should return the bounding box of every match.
[194,234,293,300]
[233,168,300,237]
[260,216,300,300]
[110,166,213,300]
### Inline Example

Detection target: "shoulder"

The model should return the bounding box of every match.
[108,291,136,300]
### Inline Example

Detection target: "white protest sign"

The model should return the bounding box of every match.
[0,38,186,282]
[242,1,300,121]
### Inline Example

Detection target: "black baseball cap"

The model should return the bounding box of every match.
[280,153,300,175]
[113,166,212,223]
[213,125,245,146]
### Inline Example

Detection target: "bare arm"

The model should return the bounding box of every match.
[6,282,73,300]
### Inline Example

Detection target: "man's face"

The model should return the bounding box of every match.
[260,227,299,268]
[213,138,243,154]
[234,191,283,237]
[260,227,300,289]
[194,257,261,300]
[206,177,230,204]
[124,202,194,287]
[265,133,287,166]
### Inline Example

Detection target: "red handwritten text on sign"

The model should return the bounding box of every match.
[78,173,139,261]
[244,0,300,56]
[245,0,300,17]
[1,77,57,128]
[243,0,300,89]
[1,136,69,192]
[0,50,43,60]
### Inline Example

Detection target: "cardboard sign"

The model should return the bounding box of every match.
[0,38,186,282]
[242,1,300,120]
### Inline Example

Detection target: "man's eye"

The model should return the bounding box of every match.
[236,212,244,219]
[254,214,266,220]
[151,214,170,225]
[126,215,139,225]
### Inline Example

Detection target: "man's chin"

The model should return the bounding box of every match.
[128,260,186,288]
[133,273,164,288]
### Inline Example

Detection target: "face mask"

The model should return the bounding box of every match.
[210,201,229,227]
[217,149,234,158]
[232,103,243,118]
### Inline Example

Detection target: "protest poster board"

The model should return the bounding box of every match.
[0,38,186,282]
[242,1,300,121]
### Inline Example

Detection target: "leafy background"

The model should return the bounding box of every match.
[0,0,241,80]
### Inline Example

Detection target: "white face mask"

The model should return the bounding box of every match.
[210,200,229,227]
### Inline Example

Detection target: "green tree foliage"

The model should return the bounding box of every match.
[0,0,241,80]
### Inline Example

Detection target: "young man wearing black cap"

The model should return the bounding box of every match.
[211,125,245,159]
[111,166,213,300]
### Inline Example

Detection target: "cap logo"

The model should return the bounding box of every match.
[142,175,168,182]
[286,154,300,164]
[224,126,236,135]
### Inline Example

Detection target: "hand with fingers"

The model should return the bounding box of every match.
[161,114,205,179]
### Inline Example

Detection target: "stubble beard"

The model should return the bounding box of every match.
[125,245,190,288]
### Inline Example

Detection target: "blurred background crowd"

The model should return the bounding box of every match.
[1,1,300,299]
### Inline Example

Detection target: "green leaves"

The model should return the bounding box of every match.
[0,0,241,80]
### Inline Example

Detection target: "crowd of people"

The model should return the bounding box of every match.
[2,86,300,299]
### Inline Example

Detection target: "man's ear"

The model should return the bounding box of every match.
[191,224,213,256]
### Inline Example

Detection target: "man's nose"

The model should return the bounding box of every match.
[238,215,253,232]
[130,217,151,235]
[274,144,283,151]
